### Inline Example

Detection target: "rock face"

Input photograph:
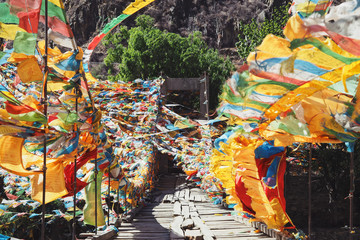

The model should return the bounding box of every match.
[64,0,289,60]
[64,0,346,61]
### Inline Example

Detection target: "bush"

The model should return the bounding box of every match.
[103,15,234,110]
[236,5,290,60]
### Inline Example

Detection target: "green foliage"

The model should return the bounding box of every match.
[103,15,234,110]
[236,5,290,60]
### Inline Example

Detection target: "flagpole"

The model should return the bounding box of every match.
[308,143,312,240]
[107,164,111,226]
[349,150,355,240]
[95,149,98,235]
[41,0,49,239]
[72,90,79,240]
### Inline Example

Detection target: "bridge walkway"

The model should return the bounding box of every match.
[113,174,276,240]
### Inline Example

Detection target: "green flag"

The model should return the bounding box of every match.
[14,32,37,55]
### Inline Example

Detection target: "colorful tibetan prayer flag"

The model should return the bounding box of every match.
[13,31,37,55]
[84,171,106,226]
[16,58,43,83]
[0,136,41,177]
[31,159,68,204]
[0,3,19,24]
[5,101,46,123]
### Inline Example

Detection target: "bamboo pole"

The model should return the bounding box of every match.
[41,1,49,239]
[72,90,79,240]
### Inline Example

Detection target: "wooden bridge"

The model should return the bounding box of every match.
[88,173,281,240]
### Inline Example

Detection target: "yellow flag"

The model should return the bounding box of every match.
[31,159,68,204]
[0,136,41,177]
[283,14,311,41]
[0,23,25,40]
[123,0,155,15]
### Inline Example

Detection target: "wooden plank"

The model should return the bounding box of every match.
[200,195,208,202]
[189,206,197,212]
[214,237,274,240]
[182,205,190,219]
[206,223,252,230]
[203,236,214,240]
[197,210,231,215]
[132,218,172,222]
[163,194,174,203]
[211,229,270,238]
[184,189,190,200]
[181,218,194,230]
[123,204,144,222]
[93,230,117,240]
[79,233,95,238]
[136,213,172,218]
[174,191,180,198]
[192,216,215,238]
[184,229,202,240]
[194,203,218,206]
[190,188,203,193]
[168,194,174,202]
[143,203,173,207]
[179,190,185,199]
[131,222,170,227]
[173,201,181,216]
[115,232,170,239]
[170,216,184,239]
[141,208,174,212]
[190,211,199,218]
[194,195,202,202]
[189,194,195,202]
[117,228,169,233]
[115,236,169,240]
[180,201,189,206]
[200,215,234,220]
[154,194,164,203]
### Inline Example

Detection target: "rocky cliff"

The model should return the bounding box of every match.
[64,0,289,61]
[63,0,345,62]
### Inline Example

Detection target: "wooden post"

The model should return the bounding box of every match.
[94,150,98,234]
[72,151,77,240]
[308,143,312,240]
[107,164,111,226]
[72,92,79,240]
[349,150,355,239]
[199,74,209,120]
[204,72,210,121]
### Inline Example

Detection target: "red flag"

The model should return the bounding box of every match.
[9,0,42,11]
[63,148,97,197]
[17,10,40,33]
[39,15,74,38]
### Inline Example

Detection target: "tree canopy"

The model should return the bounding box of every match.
[103,15,234,110]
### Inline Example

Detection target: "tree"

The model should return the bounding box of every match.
[236,4,290,60]
[103,15,234,111]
